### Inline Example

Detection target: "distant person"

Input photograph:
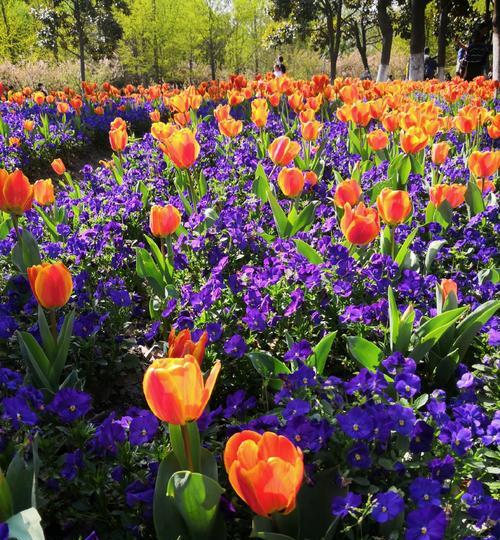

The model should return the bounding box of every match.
[37,82,48,96]
[424,47,437,79]
[454,37,467,77]
[463,28,490,81]
[273,64,283,78]
[277,55,287,74]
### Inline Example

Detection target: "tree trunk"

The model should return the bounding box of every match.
[376,0,393,81]
[437,0,449,80]
[74,0,86,82]
[494,0,500,80]
[332,0,343,79]
[409,0,426,80]
[326,12,336,80]
[352,22,370,73]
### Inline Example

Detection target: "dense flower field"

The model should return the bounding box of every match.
[0,75,499,540]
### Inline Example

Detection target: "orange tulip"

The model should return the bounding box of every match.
[23,120,34,132]
[149,204,181,237]
[304,170,318,186]
[468,150,500,178]
[340,202,380,246]
[218,118,243,138]
[431,142,450,165]
[27,262,73,309]
[56,102,70,114]
[160,128,200,169]
[376,188,412,226]
[169,93,190,114]
[151,122,177,142]
[334,178,362,208]
[440,278,458,304]
[429,184,466,208]
[214,104,231,122]
[168,328,208,366]
[277,167,304,198]
[51,158,66,175]
[9,137,20,147]
[476,178,496,194]
[143,355,221,425]
[299,108,316,123]
[367,129,389,151]
[381,112,400,132]
[399,127,428,154]
[268,136,301,166]
[300,120,322,141]
[34,179,55,206]
[0,169,34,215]
[109,126,128,153]
[251,98,269,128]
[33,92,45,105]
[150,110,161,122]
[338,84,359,104]
[350,101,371,127]
[224,430,304,517]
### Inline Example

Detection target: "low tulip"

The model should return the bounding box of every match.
[334,178,362,208]
[224,430,304,517]
[27,262,73,309]
[214,104,231,122]
[376,188,412,226]
[0,169,34,215]
[476,178,495,194]
[218,118,243,138]
[51,158,66,175]
[143,355,221,425]
[304,170,318,186]
[430,184,466,209]
[468,150,500,178]
[109,127,128,153]
[340,202,380,246]
[34,179,55,206]
[277,167,305,198]
[431,142,450,165]
[160,128,200,169]
[23,120,34,132]
[149,204,181,237]
[268,136,301,166]
[56,102,70,114]
[400,127,428,154]
[440,278,458,304]
[168,328,208,365]
[367,129,389,151]
[300,120,322,141]
[251,99,269,128]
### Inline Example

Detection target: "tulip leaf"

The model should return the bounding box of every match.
[434,348,460,386]
[369,180,391,204]
[12,230,42,274]
[387,286,399,350]
[424,240,447,272]
[37,307,56,360]
[398,154,412,186]
[17,332,52,390]
[6,441,39,514]
[50,310,75,388]
[247,351,291,380]
[290,202,317,235]
[167,471,224,540]
[308,331,337,375]
[294,239,324,264]
[33,206,59,241]
[253,164,270,203]
[143,235,166,272]
[136,247,167,295]
[465,180,485,217]
[203,208,220,230]
[0,469,13,522]
[346,336,383,371]
[394,227,419,267]
[6,508,45,540]
[435,200,453,229]
[266,188,291,237]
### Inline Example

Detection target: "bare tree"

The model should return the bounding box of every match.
[377,0,393,81]
[409,0,427,80]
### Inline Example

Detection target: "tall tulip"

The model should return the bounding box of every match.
[400,127,428,154]
[34,179,55,206]
[224,430,304,517]
[367,129,389,151]
[109,126,128,153]
[376,188,412,226]
[0,169,34,216]
[149,204,181,237]
[340,202,380,246]
[160,128,200,169]
[218,118,243,138]
[268,136,301,167]
[468,150,500,178]
[440,278,458,304]
[27,262,73,310]
[300,120,322,141]
[431,142,450,165]
[277,167,305,198]
[334,178,362,208]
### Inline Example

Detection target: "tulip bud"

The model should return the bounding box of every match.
[376,188,412,226]
[340,202,380,246]
[149,204,181,237]
[304,171,318,186]
[334,178,362,208]
[268,136,301,166]
[0,169,34,215]
[34,179,55,206]
[431,142,450,165]
[27,262,73,310]
[367,129,389,151]
[277,167,305,198]
[51,159,66,175]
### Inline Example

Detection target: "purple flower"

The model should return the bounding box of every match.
[347,443,371,469]
[125,480,154,508]
[428,455,455,482]
[331,492,362,517]
[410,421,434,453]
[282,399,311,419]
[0,523,8,540]
[390,404,416,436]
[337,408,373,439]
[223,334,248,358]
[284,340,313,362]
[129,412,159,445]
[0,368,23,391]
[409,478,442,506]
[49,388,92,423]
[2,396,37,428]
[223,390,256,419]
[371,491,404,523]
[61,449,84,481]
[395,372,421,398]
[405,505,447,540]
[91,413,127,456]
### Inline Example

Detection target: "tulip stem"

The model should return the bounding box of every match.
[186,169,197,214]
[389,226,396,260]
[181,423,194,472]
[165,236,174,268]
[12,215,22,243]
[49,310,58,341]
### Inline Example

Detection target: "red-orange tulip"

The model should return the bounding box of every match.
[376,188,412,226]
[429,184,466,209]
[51,158,66,175]
[367,129,389,151]
[431,142,450,165]
[268,136,301,166]
[109,127,128,153]
[400,127,428,154]
[27,262,73,309]
[350,101,371,127]
[440,278,458,304]
[160,128,200,169]
[304,170,318,186]
[300,120,322,141]
[149,204,181,237]
[0,169,34,215]
[468,150,500,178]
[476,178,496,194]
[218,118,243,138]
[340,202,380,246]
[34,179,55,206]
[23,120,34,132]
[56,102,69,114]
[277,167,305,198]
[168,328,208,366]
[224,430,304,517]
[334,178,362,208]
[143,355,221,425]
[214,104,231,122]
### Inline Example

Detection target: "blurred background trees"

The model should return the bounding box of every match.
[0,0,495,86]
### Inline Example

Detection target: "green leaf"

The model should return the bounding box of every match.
[12,230,41,274]
[413,393,429,409]
[203,208,219,229]
[36,307,55,360]
[399,154,412,185]
[346,336,383,371]
[136,247,166,296]
[143,235,165,272]
[293,239,324,264]
[153,453,189,540]
[387,287,400,350]
[6,443,38,514]
[198,172,208,197]
[17,332,52,390]
[252,534,295,540]
[369,180,391,204]
[247,352,291,380]
[435,348,460,386]
[308,332,336,375]
[266,188,290,238]
[380,225,392,256]
[253,164,270,202]
[424,240,447,272]
[290,202,317,235]
[453,299,500,360]
[434,200,453,229]
[33,206,59,240]
[394,227,419,267]
[50,310,75,388]
[465,180,485,216]
[6,508,45,540]
[168,471,224,540]
[395,307,415,353]
[0,469,13,522]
